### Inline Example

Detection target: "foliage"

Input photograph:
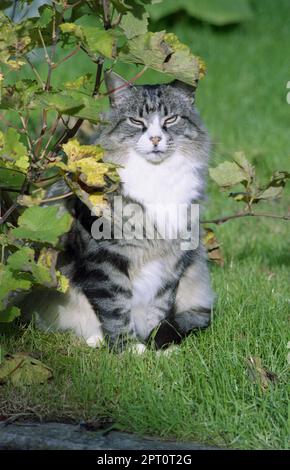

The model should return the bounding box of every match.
[206,152,290,224]
[0,0,204,323]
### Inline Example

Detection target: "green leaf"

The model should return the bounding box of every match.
[120,11,149,39]
[0,166,25,190]
[255,186,283,201]
[32,90,104,124]
[7,246,69,291]
[64,73,93,90]
[12,206,73,246]
[119,31,203,86]
[0,306,20,323]
[254,170,289,201]
[83,26,117,58]
[7,246,35,272]
[209,161,246,188]
[60,23,117,58]
[147,0,253,26]
[233,151,255,182]
[111,0,131,14]
[267,170,290,188]
[32,91,84,114]
[0,79,40,111]
[37,5,54,28]
[0,264,32,313]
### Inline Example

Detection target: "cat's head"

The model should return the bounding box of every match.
[99,71,208,164]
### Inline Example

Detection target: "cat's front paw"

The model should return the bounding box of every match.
[127,342,147,355]
[86,334,104,348]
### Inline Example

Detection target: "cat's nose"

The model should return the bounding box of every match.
[150,136,162,146]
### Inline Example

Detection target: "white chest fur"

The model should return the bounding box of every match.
[119,150,203,236]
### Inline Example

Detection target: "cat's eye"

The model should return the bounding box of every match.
[128,117,145,127]
[164,115,179,126]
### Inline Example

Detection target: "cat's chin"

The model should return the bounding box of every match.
[142,151,170,164]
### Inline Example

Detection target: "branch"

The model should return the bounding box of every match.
[0,199,19,225]
[50,59,104,154]
[111,13,123,28]
[41,191,73,204]
[103,66,148,97]
[19,114,36,162]
[102,0,111,30]
[202,210,290,225]
[35,4,60,159]
[24,55,45,89]
[0,178,28,226]
[40,114,61,161]
[52,45,80,69]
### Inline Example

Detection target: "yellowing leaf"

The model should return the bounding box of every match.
[37,248,69,292]
[0,353,53,386]
[203,228,224,267]
[88,193,108,216]
[119,31,202,86]
[62,139,104,162]
[56,272,69,293]
[75,158,110,186]
[60,139,119,188]
[88,194,107,206]
[0,129,29,172]
[246,356,278,392]
[17,188,46,207]
[64,73,92,90]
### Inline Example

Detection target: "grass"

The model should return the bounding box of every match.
[0,0,289,449]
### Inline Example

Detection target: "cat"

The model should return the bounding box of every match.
[22,72,215,352]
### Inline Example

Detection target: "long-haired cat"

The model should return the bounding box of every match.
[22,72,214,352]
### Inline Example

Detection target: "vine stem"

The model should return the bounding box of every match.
[41,192,73,204]
[102,0,111,29]
[103,66,148,97]
[24,55,45,89]
[52,45,80,69]
[202,210,290,225]
[0,201,19,225]
[50,58,104,154]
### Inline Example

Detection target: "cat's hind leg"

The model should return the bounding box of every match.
[174,255,215,334]
[21,286,104,348]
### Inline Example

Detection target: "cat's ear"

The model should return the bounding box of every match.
[170,80,197,103]
[104,70,134,106]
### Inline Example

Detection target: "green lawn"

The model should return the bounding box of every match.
[1,0,289,449]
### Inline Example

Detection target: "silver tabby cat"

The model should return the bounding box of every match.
[23,72,215,352]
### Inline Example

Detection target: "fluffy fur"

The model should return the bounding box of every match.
[22,72,215,351]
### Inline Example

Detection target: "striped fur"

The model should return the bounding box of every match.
[24,74,215,351]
